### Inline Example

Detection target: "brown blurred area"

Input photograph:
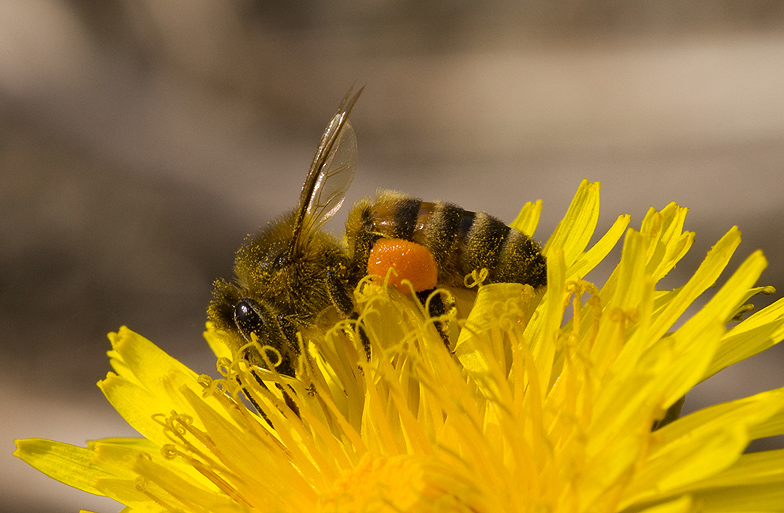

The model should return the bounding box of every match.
[2,2,784,511]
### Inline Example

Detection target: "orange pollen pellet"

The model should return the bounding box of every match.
[367,239,438,293]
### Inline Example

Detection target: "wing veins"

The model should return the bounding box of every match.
[287,86,363,258]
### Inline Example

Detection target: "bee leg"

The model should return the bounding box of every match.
[326,269,371,359]
[238,313,301,420]
[241,373,273,426]
[349,311,372,361]
[240,367,300,421]
[274,314,301,418]
[415,289,451,349]
[326,268,355,317]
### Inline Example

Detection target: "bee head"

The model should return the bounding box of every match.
[208,279,299,376]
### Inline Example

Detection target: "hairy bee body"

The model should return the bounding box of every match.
[208,88,546,377]
[346,190,547,289]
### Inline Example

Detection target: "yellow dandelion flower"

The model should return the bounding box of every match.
[15,180,784,512]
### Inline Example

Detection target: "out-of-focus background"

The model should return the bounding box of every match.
[2,2,783,512]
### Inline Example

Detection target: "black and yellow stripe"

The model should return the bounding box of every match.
[346,190,546,288]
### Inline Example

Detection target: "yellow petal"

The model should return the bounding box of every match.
[204,323,233,360]
[639,202,694,283]
[99,328,240,447]
[543,179,600,268]
[647,227,743,346]
[691,448,784,488]
[707,296,784,378]
[454,282,530,380]
[623,388,784,506]
[509,199,542,237]
[566,213,630,282]
[106,327,198,387]
[14,439,107,496]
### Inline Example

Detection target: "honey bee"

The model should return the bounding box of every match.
[208,88,546,377]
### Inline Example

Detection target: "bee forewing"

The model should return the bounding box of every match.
[300,119,357,236]
[289,87,362,257]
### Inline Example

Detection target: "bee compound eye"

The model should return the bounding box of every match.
[234,298,264,342]
[233,299,296,376]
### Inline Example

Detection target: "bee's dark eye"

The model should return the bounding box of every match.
[234,298,264,341]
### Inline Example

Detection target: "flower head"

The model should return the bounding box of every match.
[15,180,784,512]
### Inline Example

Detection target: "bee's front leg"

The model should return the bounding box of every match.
[247,312,301,418]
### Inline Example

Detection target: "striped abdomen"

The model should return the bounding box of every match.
[346,190,547,289]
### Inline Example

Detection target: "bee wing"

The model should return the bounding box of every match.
[300,119,357,234]
[289,87,362,257]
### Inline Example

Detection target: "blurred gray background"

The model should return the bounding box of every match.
[2,1,784,512]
